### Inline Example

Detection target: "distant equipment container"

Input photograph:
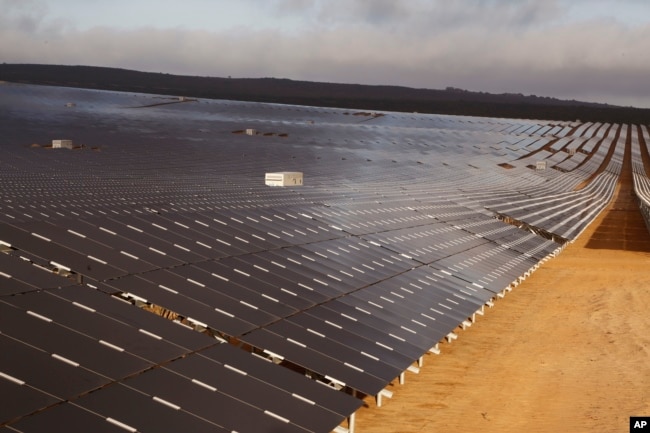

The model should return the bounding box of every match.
[246,129,257,136]
[265,172,303,187]
[65,102,76,108]
[567,148,577,155]
[52,139,73,149]
[536,161,547,170]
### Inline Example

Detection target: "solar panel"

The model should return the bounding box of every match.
[0,333,109,400]
[0,300,152,379]
[0,248,76,293]
[6,403,134,433]
[104,273,258,336]
[1,83,628,432]
[4,291,192,363]
[287,311,416,372]
[73,383,231,433]
[0,379,61,428]
[53,287,210,347]
[0,222,125,281]
[198,343,362,418]
[242,328,388,395]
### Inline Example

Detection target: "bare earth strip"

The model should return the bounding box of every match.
[355,133,650,432]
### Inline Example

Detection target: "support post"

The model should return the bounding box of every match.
[376,389,393,407]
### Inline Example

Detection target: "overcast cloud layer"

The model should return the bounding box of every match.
[2,0,650,107]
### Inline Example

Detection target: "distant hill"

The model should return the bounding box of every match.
[2,63,650,123]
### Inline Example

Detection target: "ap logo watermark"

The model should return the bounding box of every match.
[631,417,650,431]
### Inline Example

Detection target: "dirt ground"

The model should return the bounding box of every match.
[354,153,650,432]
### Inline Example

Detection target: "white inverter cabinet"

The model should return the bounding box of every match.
[265,172,303,187]
[52,139,73,149]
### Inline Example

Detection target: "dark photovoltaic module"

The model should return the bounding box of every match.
[2,83,648,432]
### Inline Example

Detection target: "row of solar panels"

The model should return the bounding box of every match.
[483,123,628,240]
[0,287,361,433]
[630,125,650,231]
[0,84,639,432]
[0,199,563,432]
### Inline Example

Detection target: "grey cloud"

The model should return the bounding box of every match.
[2,0,650,107]
[271,0,564,32]
[271,0,316,13]
[316,0,412,25]
[244,0,560,31]
[0,0,50,32]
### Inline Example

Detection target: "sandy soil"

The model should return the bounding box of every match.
[354,142,650,432]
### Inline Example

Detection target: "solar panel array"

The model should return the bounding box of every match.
[0,83,637,432]
[631,125,650,230]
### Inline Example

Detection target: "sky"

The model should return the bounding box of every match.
[3,0,650,108]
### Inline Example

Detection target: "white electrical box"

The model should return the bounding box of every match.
[52,139,73,149]
[265,172,303,187]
